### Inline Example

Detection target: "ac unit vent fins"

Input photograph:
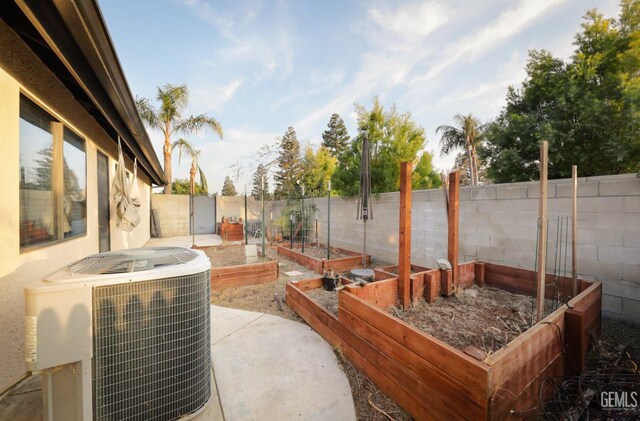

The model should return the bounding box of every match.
[92,271,211,420]
[69,247,199,274]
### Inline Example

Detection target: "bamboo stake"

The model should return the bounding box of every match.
[536,141,549,322]
[572,165,578,297]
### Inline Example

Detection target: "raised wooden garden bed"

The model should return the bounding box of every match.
[194,245,278,290]
[277,244,370,274]
[285,261,601,420]
[220,220,244,241]
[210,260,278,290]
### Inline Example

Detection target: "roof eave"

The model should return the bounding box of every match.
[14,0,167,186]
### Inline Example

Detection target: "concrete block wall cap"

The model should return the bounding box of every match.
[585,173,638,182]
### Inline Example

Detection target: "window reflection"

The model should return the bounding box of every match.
[19,97,56,247]
[63,128,86,238]
[19,96,88,248]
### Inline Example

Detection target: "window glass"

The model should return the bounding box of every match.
[63,128,87,238]
[19,96,57,247]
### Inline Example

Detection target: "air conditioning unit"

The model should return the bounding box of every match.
[24,247,212,421]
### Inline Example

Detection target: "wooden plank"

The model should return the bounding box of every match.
[210,261,278,290]
[441,269,453,296]
[536,140,549,322]
[350,278,399,309]
[339,290,490,396]
[564,309,586,375]
[323,255,369,273]
[448,171,460,289]
[488,314,564,402]
[489,353,563,420]
[398,161,412,309]
[475,262,486,287]
[487,283,599,399]
[410,273,425,306]
[373,269,395,281]
[411,264,431,272]
[340,308,488,419]
[459,261,476,287]
[285,285,433,419]
[293,278,323,291]
[424,272,441,303]
[485,262,594,298]
[277,246,323,273]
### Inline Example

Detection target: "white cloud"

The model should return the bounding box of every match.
[195,128,280,194]
[411,0,565,86]
[181,0,295,79]
[296,1,452,135]
[433,49,527,112]
[368,1,450,41]
[191,79,244,111]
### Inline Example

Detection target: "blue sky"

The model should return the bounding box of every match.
[100,0,620,194]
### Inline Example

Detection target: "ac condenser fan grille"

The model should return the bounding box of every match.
[92,271,211,420]
[69,247,199,274]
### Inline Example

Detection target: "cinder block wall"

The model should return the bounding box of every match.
[151,195,267,237]
[271,174,639,323]
[216,196,262,223]
[151,195,191,237]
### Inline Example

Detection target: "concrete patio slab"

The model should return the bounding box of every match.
[146,233,222,248]
[211,305,356,421]
[0,303,355,421]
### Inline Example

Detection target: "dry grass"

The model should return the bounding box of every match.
[305,287,340,316]
[198,244,270,267]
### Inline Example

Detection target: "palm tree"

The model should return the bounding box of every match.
[136,84,222,193]
[172,139,208,194]
[436,114,484,186]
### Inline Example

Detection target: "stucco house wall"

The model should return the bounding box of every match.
[0,21,154,394]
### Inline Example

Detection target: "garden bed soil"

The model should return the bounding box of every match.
[389,286,555,355]
[195,244,278,290]
[277,244,370,274]
[197,244,270,267]
[294,244,350,260]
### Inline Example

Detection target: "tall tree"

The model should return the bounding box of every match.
[436,114,484,186]
[453,151,489,186]
[251,164,271,200]
[322,113,350,157]
[332,97,438,195]
[171,138,208,194]
[136,83,223,194]
[172,179,208,195]
[221,176,237,196]
[483,3,640,182]
[273,126,302,199]
[300,145,337,197]
[412,152,442,190]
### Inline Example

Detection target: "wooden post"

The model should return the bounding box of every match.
[448,171,460,291]
[564,309,586,375]
[572,165,578,297]
[399,162,412,309]
[474,262,486,287]
[536,141,549,322]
